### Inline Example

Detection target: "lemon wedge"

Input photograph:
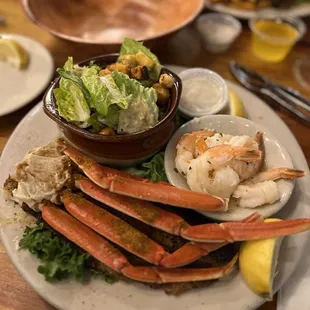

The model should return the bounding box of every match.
[239,218,283,301]
[228,89,245,117]
[0,38,29,70]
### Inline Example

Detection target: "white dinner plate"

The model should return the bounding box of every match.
[165,115,295,222]
[0,66,310,310]
[0,34,54,116]
[205,0,310,19]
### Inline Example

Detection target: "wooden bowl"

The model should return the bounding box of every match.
[21,0,204,45]
[43,54,182,166]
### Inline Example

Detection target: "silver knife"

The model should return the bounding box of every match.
[230,61,310,124]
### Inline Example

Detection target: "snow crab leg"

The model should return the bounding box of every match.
[75,174,261,249]
[61,187,310,268]
[61,143,227,212]
[41,203,238,283]
[76,176,263,266]
[182,219,310,242]
[61,190,252,268]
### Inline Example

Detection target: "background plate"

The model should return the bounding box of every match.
[0,63,309,310]
[205,0,310,19]
[0,34,54,116]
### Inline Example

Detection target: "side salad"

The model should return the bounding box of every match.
[53,38,174,135]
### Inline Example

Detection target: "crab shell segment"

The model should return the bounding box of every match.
[181,219,310,243]
[41,203,238,284]
[61,190,242,268]
[62,144,227,212]
[68,179,263,268]
[61,184,309,268]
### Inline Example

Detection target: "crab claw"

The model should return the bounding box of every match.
[63,144,227,212]
[122,254,238,283]
[181,219,310,243]
[110,177,227,212]
[41,202,239,284]
[41,202,129,272]
[60,142,142,188]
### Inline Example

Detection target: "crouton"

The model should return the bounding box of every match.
[159,73,174,88]
[153,83,170,107]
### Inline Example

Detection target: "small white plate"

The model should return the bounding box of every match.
[165,115,295,222]
[0,34,54,116]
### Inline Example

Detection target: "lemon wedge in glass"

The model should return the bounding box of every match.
[239,218,283,301]
[0,38,29,70]
[228,89,245,117]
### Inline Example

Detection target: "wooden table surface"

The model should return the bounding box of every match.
[1,1,310,309]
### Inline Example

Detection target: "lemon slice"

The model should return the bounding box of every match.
[0,38,29,70]
[239,218,283,301]
[228,89,245,117]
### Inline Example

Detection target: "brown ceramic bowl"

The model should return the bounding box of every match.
[43,54,182,166]
[21,0,204,46]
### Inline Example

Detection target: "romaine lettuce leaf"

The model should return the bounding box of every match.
[87,105,121,133]
[111,72,158,134]
[87,113,105,133]
[63,57,100,77]
[53,78,90,123]
[57,68,93,107]
[63,57,74,71]
[98,105,120,129]
[57,57,100,109]
[118,38,161,85]
[81,71,130,116]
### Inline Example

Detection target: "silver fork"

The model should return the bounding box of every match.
[230,61,310,124]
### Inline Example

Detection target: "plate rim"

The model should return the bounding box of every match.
[205,0,310,19]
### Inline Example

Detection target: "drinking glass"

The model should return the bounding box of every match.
[249,17,306,63]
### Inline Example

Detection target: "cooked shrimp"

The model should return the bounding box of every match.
[232,168,305,208]
[204,133,230,148]
[186,145,261,198]
[225,132,264,181]
[194,133,258,156]
[175,130,215,177]
[187,160,239,198]
[204,144,262,169]
[232,181,279,209]
[243,168,305,185]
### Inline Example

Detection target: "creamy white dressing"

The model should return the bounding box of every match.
[9,142,72,211]
[181,76,223,113]
[118,99,158,134]
[196,14,241,54]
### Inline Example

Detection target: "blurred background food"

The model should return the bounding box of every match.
[0,37,29,70]
[208,0,310,10]
[249,16,306,62]
[21,0,204,46]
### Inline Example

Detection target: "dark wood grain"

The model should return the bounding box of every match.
[1,0,310,309]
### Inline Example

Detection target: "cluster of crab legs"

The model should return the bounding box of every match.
[40,142,310,284]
